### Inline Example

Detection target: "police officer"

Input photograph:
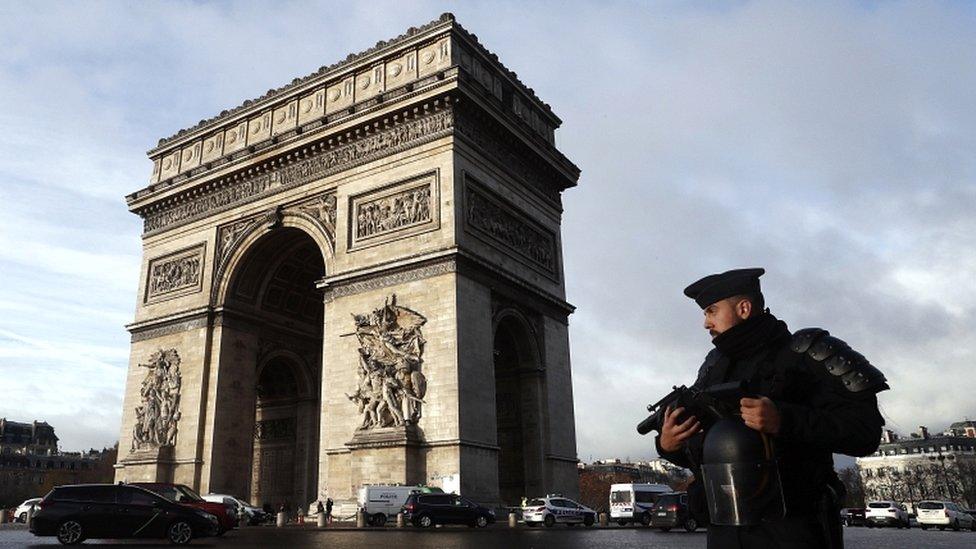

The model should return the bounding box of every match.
[656,268,888,548]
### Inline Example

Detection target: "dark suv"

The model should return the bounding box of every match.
[29,483,219,545]
[649,492,701,532]
[401,493,495,528]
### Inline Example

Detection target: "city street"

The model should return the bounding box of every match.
[2,523,975,548]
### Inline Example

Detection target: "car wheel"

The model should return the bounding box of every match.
[920,524,928,530]
[371,513,386,527]
[167,520,193,545]
[417,514,433,528]
[19,512,27,523]
[475,515,489,528]
[660,527,671,532]
[216,526,226,536]
[583,514,595,527]
[56,520,84,545]
[617,519,628,526]
[544,514,556,527]
[640,512,652,526]
[685,517,698,532]
[938,526,945,531]
[952,520,960,532]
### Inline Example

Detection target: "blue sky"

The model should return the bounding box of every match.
[1,1,974,464]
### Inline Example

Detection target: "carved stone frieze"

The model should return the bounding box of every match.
[323,258,456,303]
[295,192,338,246]
[145,245,205,302]
[356,185,431,240]
[345,295,428,430]
[464,183,556,275]
[130,315,210,343]
[454,105,567,204]
[131,349,182,452]
[216,218,261,275]
[349,172,438,249]
[141,107,454,235]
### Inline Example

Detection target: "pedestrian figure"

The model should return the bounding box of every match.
[326,497,334,525]
[297,505,305,525]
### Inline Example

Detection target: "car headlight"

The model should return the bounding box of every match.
[489,510,495,516]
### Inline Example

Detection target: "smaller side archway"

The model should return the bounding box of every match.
[492,310,547,505]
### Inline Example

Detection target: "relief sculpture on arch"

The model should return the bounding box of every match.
[346,295,428,430]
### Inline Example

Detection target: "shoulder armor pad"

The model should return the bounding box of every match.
[796,330,888,393]
[807,335,850,362]
[790,328,828,353]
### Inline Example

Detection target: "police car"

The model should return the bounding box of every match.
[522,495,596,527]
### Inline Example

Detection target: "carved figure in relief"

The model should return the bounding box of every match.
[345,295,427,430]
[149,255,201,296]
[356,186,432,239]
[131,348,182,451]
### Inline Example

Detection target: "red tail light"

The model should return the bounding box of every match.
[404,503,415,512]
[38,499,52,509]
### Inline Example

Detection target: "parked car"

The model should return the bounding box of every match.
[840,507,866,526]
[965,509,976,531]
[131,483,236,534]
[865,500,910,528]
[15,498,42,523]
[29,483,219,545]
[608,483,671,526]
[401,493,495,528]
[649,491,701,532]
[237,500,269,525]
[201,494,246,522]
[522,495,596,527]
[916,500,975,531]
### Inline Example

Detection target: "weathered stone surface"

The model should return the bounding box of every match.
[115,14,580,509]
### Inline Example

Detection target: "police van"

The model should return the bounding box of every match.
[358,485,443,526]
[609,483,671,525]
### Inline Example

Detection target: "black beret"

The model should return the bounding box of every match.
[683,268,765,309]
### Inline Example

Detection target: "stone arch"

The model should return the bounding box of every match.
[205,221,326,511]
[212,211,335,307]
[492,309,547,505]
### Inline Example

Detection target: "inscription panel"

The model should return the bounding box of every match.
[464,178,557,278]
[348,171,439,251]
[145,244,206,303]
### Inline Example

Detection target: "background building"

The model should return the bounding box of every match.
[0,418,117,509]
[857,423,976,510]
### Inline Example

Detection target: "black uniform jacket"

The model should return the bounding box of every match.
[656,313,887,517]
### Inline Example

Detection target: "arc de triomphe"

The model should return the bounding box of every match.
[115,13,581,509]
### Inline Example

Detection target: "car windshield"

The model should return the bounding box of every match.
[918,502,944,510]
[526,499,546,507]
[867,502,891,508]
[610,491,631,503]
[175,485,204,502]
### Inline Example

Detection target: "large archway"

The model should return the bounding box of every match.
[215,227,324,511]
[493,314,546,505]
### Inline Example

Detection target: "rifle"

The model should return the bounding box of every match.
[636,380,750,435]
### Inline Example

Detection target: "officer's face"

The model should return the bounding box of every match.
[703,297,751,338]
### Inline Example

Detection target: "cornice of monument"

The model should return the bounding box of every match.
[147,13,561,156]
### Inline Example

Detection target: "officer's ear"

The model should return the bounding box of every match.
[733,297,752,320]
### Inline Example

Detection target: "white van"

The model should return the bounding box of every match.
[358,485,443,526]
[609,483,672,525]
